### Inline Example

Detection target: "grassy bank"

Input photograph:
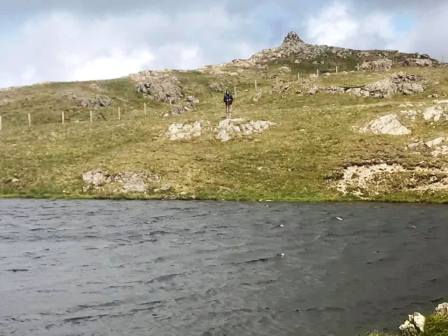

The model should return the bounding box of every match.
[370,313,448,336]
[1,63,448,202]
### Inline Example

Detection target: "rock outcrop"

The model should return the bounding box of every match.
[422,104,448,122]
[435,303,448,316]
[336,163,448,196]
[82,170,161,193]
[399,313,426,336]
[408,137,448,157]
[132,71,183,104]
[166,121,203,141]
[361,59,393,71]
[349,73,425,98]
[216,119,276,142]
[360,114,411,135]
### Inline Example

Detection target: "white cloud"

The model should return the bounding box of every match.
[305,2,400,50]
[0,6,258,87]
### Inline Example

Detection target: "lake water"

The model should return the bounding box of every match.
[0,200,447,336]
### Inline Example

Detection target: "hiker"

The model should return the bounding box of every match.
[223,90,234,118]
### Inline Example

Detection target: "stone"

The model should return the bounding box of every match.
[116,172,147,193]
[435,303,448,316]
[186,96,200,104]
[82,170,160,193]
[166,121,203,141]
[82,170,110,189]
[78,95,112,109]
[308,86,319,95]
[133,71,183,104]
[399,313,425,336]
[361,114,411,135]
[423,106,448,122]
[361,59,393,71]
[216,119,276,142]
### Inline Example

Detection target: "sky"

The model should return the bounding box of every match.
[1,0,447,88]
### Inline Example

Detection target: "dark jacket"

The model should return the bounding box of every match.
[224,93,233,105]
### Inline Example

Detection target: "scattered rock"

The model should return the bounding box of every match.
[361,59,393,71]
[336,163,448,196]
[77,95,112,109]
[361,73,425,98]
[360,114,411,135]
[166,121,203,141]
[82,170,161,194]
[216,119,276,142]
[423,105,448,122]
[186,96,200,105]
[403,58,434,67]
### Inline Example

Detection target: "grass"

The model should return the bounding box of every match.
[368,313,448,336]
[0,61,448,201]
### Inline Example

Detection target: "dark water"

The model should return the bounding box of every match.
[0,200,447,336]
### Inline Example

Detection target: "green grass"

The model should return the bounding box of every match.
[0,62,448,201]
[368,313,448,336]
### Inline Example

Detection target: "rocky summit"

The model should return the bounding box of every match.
[0,31,447,202]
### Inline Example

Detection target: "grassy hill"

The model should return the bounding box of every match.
[1,33,448,202]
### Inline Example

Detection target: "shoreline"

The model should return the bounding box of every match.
[0,192,447,204]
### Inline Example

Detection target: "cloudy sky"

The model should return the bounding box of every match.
[1,0,447,88]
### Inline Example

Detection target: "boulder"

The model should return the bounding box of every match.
[435,303,448,316]
[78,95,112,109]
[166,121,203,141]
[361,114,411,135]
[133,71,183,104]
[82,170,160,193]
[82,170,110,189]
[361,59,393,71]
[399,313,425,336]
[423,105,448,122]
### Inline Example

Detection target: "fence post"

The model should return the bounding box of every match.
[316,69,320,77]
[297,72,300,81]
[234,86,237,98]
[28,113,31,128]
[144,102,147,116]
[90,110,93,124]
[61,111,65,125]
[336,66,338,73]
[254,80,258,92]
[118,107,121,121]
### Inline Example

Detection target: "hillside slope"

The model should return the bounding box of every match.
[0,32,448,202]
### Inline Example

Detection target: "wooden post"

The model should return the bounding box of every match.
[356,64,360,71]
[61,111,65,125]
[297,72,300,81]
[336,66,338,73]
[118,107,121,121]
[90,110,93,123]
[316,69,320,77]
[28,113,31,128]
[234,86,237,98]
[144,102,147,116]
[254,80,258,92]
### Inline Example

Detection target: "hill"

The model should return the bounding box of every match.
[0,32,448,202]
